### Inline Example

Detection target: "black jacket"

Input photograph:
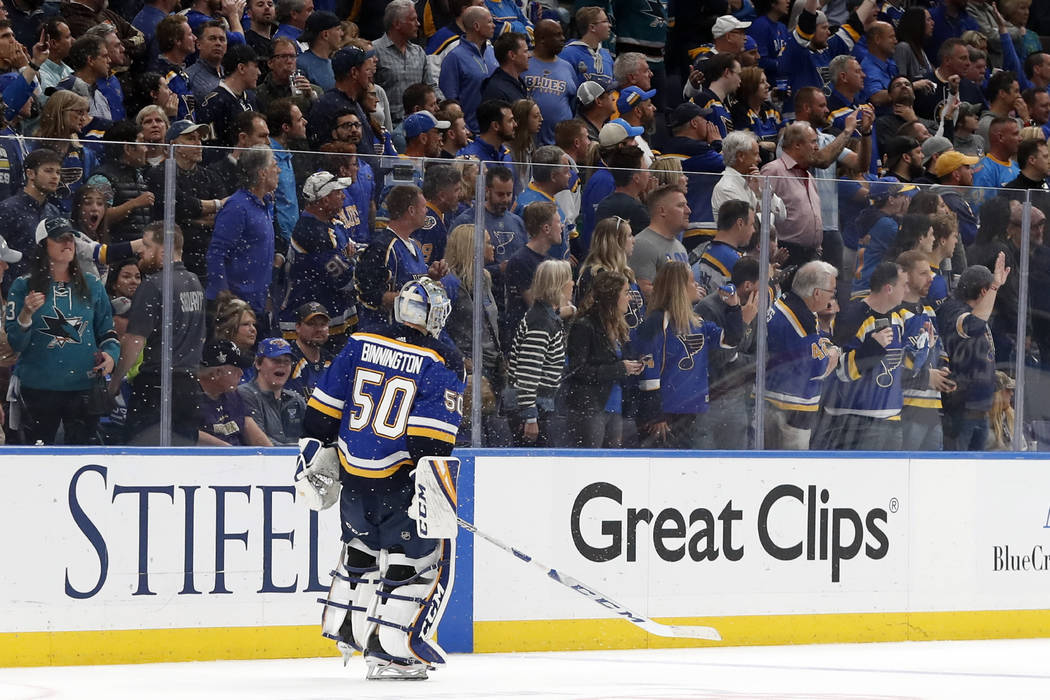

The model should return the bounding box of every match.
[482,67,528,105]
[563,313,627,414]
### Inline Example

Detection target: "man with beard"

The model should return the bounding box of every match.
[245,0,276,61]
[875,76,942,156]
[285,301,332,401]
[307,45,378,153]
[883,135,925,183]
[237,337,306,445]
[111,221,207,445]
[457,98,514,164]
[450,164,525,305]
[895,248,951,451]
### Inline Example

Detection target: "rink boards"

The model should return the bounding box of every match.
[2,448,1050,666]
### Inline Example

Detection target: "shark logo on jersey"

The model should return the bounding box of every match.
[643,0,668,28]
[676,332,706,371]
[39,297,84,349]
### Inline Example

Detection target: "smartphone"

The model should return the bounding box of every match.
[873,317,890,331]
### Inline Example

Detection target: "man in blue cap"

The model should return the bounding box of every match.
[238,336,307,445]
[617,85,657,165]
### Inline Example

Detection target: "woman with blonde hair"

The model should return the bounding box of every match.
[442,224,507,440]
[213,292,258,357]
[35,90,96,207]
[509,98,541,193]
[635,261,743,449]
[136,104,170,166]
[565,270,644,448]
[649,156,687,189]
[505,259,571,446]
[577,216,645,333]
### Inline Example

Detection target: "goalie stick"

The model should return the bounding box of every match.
[457,518,722,641]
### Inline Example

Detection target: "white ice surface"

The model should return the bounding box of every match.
[2,639,1050,700]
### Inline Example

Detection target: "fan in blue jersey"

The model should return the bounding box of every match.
[325,148,375,247]
[279,171,358,340]
[749,0,790,82]
[485,0,533,42]
[521,19,577,146]
[635,261,743,449]
[413,162,460,264]
[355,184,447,332]
[812,261,907,451]
[777,0,873,115]
[896,250,952,452]
[692,200,754,297]
[659,102,726,250]
[764,260,842,449]
[559,6,614,88]
[296,276,465,681]
[693,53,741,139]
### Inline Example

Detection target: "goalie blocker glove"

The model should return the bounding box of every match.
[294,437,342,510]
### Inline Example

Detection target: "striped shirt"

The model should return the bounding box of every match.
[507,301,565,420]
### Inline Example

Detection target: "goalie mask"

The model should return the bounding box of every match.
[393,277,451,338]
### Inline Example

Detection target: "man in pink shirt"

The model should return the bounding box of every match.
[760,122,823,269]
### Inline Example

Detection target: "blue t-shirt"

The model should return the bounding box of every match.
[522,56,578,146]
[297,51,335,93]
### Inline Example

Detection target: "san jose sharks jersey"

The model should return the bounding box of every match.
[4,273,119,392]
[304,327,466,478]
[636,307,742,418]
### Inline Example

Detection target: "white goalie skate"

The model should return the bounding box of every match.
[365,657,433,681]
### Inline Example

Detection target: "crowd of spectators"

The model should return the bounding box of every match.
[0,0,1049,451]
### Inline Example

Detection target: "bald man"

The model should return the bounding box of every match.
[522,19,577,146]
[438,5,498,132]
[860,21,899,108]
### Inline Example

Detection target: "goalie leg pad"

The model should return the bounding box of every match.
[368,539,455,667]
[320,539,382,653]
[411,457,461,539]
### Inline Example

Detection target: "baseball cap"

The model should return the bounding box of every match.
[668,101,712,129]
[403,110,451,140]
[34,217,75,244]
[296,301,331,323]
[744,35,758,51]
[868,176,902,202]
[333,45,376,76]
[577,80,607,107]
[930,150,980,178]
[201,339,251,369]
[0,233,21,263]
[616,85,657,115]
[884,135,919,167]
[302,170,354,201]
[256,337,295,359]
[166,119,212,142]
[300,10,341,44]
[921,136,953,166]
[995,370,1017,391]
[598,118,644,148]
[712,15,751,39]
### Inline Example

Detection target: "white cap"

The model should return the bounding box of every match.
[712,15,751,39]
[0,233,21,263]
[303,171,354,201]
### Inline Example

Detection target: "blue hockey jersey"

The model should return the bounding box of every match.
[692,240,742,296]
[778,6,860,113]
[559,40,614,88]
[823,299,905,419]
[412,202,451,264]
[658,135,726,247]
[354,229,429,331]
[636,307,742,418]
[898,300,944,412]
[765,291,834,420]
[306,327,466,478]
[280,213,357,336]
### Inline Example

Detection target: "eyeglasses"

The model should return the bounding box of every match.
[337,121,362,129]
[816,287,836,295]
[271,53,296,60]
